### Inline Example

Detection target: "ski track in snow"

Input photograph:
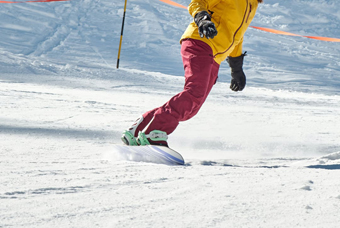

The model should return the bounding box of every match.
[1,0,340,227]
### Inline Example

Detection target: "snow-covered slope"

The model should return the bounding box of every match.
[1,0,340,92]
[1,0,340,227]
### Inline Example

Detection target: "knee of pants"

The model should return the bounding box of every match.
[184,82,209,100]
[183,89,208,113]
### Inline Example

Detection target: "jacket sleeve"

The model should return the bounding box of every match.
[188,0,220,17]
[229,38,244,57]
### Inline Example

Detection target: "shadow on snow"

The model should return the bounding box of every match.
[0,124,116,140]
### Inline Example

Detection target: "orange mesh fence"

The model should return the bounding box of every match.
[159,0,187,9]
[0,0,68,3]
[251,26,340,42]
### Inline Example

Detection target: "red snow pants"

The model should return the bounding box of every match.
[137,39,220,135]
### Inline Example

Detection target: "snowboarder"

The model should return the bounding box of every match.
[121,0,263,147]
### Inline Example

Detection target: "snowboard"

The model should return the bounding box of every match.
[112,144,185,166]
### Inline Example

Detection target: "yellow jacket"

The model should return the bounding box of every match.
[180,0,259,65]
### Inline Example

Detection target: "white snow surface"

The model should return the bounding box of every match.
[1,0,340,227]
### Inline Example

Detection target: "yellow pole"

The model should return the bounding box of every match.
[117,0,128,69]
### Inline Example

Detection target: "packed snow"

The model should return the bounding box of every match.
[1,0,340,227]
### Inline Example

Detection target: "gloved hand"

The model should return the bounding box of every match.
[227,52,247,92]
[194,11,218,39]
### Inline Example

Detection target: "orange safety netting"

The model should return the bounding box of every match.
[159,0,187,9]
[0,0,68,3]
[251,26,340,42]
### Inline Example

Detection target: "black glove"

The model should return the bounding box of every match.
[194,11,218,39]
[227,52,247,92]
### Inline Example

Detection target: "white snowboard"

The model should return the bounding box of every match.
[112,144,185,165]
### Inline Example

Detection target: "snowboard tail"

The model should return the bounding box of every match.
[112,144,185,165]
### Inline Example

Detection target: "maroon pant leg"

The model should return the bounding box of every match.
[143,39,220,135]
